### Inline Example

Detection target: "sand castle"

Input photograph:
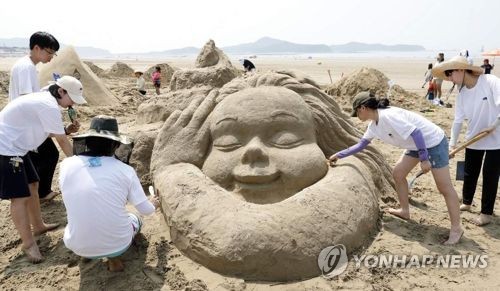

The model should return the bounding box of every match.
[39,46,118,106]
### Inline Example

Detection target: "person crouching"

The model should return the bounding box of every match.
[59,115,159,271]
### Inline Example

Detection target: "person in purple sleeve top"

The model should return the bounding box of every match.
[328,91,463,245]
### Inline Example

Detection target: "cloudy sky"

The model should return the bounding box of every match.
[1,0,499,53]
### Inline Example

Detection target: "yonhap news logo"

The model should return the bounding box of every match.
[317,244,348,278]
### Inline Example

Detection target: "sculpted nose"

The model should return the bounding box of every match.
[241,137,269,165]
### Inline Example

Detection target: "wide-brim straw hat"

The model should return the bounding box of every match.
[432,56,484,80]
[72,115,132,144]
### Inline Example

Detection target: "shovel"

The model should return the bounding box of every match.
[408,131,490,189]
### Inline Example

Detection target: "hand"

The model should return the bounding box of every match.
[65,120,80,134]
[150,195,160,210]
[150,90,218,174]
[420,160,431,173]
[328,154,339,167]
[448,145,457,158]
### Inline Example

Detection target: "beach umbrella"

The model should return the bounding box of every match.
[481,49,500,63]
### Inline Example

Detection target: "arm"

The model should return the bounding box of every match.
[336,138,371,159]
[52,134,73,157]
[329,138,371,165]
[449,122,463,148]
[135,199,158,216]
[409,128,428,161]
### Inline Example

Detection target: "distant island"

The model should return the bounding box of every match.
[0,36,425,58]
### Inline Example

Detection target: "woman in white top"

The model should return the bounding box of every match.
[329,91,463,245]
[433,56,500,226]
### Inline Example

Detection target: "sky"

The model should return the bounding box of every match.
[1,0,499,54]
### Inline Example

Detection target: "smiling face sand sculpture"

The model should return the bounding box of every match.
[150,71,393,281]
[203,87,327,204]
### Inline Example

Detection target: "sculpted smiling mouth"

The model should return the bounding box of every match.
[233,170,281,189]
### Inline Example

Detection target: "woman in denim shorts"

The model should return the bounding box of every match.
[328,92,463,245]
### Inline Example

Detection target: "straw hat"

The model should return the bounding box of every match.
[432,56,483,80]
[72,115,132,144]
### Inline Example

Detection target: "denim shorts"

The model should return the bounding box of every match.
[405,136,449,169]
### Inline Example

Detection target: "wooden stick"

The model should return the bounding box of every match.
[449,131,490,158]
[327,69,333,84]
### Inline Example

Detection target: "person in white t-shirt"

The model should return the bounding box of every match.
[60,115,159,272]
[8,31,59,102]
[0,76,86,263]
[134,70,146,95]
[328,91,463,245]
[433,56,500,226]
[9,31,63,202]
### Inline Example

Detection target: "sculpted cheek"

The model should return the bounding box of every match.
[202,150,238,186]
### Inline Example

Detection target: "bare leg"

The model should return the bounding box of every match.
[11,197,43,262]
[27,182,59,235]
[431,166,463,245]
[386,154,419,220]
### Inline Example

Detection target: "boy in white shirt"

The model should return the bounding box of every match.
[0,76,86,263]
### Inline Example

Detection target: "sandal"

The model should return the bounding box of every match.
[23,243,43,264]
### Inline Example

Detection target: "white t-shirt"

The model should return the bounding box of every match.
[60,156,149,257]
[0,92,64,156]
[8,55,40,101]
[362,107,445,150]
[136,77,145,91]
[453,74,500,150]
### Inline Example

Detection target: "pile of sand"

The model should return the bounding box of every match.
[83,61,105,77]
[325,67,427,112]
[106,61,134,78]
[144,63,177,87]
[39,46,119,106]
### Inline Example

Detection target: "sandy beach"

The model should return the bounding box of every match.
[0,53,499,290]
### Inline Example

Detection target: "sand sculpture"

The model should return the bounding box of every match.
[149,71,394,281]
[39,46,118,106]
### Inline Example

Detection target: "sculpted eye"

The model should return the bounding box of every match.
[213,135,242,151]
[270,131,303,148]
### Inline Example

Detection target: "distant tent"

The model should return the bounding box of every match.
[39,46,119,106]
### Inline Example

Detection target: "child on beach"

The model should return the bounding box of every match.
[152,66,161,95]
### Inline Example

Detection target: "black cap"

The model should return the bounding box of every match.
[351,91,374,117]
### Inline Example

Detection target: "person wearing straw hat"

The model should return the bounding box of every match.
[0,75,86,263]
[433,56,500,226]
[59,115,160,271]
[134,69,146,95]
[329,91,463,245]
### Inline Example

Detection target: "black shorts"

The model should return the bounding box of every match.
[153,80,161,88]
[139,90,146,95]
[0,154,39,199]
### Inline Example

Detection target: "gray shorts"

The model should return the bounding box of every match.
[405,137,449,169]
